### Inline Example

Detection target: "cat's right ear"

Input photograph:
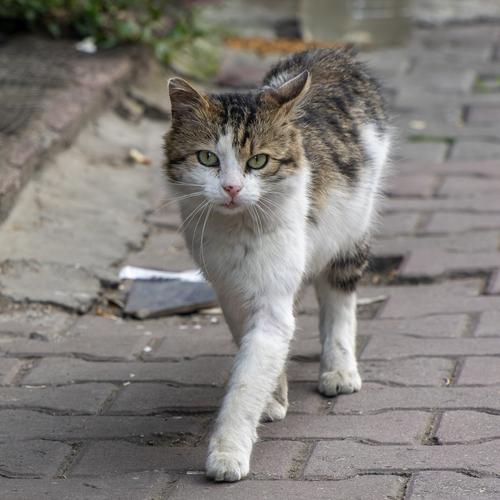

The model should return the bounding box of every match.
[168,78,208,120]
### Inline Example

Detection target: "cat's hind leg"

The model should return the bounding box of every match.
[314,244,368,396]
[261,370,288,422]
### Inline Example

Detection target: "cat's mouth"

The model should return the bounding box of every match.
[223,201,238,209]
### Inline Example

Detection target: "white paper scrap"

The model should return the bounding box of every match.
[118,265,205,283]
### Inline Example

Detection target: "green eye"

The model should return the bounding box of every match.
[247,154,269,170]
[197,150,219,167]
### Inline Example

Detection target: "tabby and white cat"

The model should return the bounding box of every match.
[164,49,390,482]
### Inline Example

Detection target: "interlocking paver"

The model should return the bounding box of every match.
[399,249,500,278]
[488,270,500,294]
[0,440,72,477]
[474,311,500,336]
[385,173,439,197]
[360,358,454,385]
[436,411,500,443]
[451,140,500,161]
[109,383,223,413]
[0,358,24,384]
[0,383,116,414]
[408,471,500,500]
[457,357,500,385]
[0,473,174,500]
[169,475,406,500]
[0,410,205,441]
[358,315,470,338]
[1,316,151,360]
[259,411,429,442]
[425,213,500,233]
[362,335,500,359]
[379,280,500,318]
[438,176,500,197]
[304,440,500,479]
[331,383,500,413]
[0,308,73,337]
[71,440,305,479]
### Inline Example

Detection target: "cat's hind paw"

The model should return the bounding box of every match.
[261,397,288,422]
[206,451,249,482]
[319,369,362,397]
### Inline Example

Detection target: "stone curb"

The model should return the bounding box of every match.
[0,37,151,224]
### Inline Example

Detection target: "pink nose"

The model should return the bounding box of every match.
[223,184,242,198]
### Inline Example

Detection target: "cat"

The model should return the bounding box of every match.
[164,48,390,482]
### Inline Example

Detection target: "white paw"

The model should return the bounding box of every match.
[319,369,362,396]
[206,450,249,482]
[261,398,288,422]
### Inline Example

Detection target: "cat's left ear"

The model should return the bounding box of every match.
[168,77,209,121]
[261,70,311,115]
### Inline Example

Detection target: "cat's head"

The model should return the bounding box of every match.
[164,71,310,215]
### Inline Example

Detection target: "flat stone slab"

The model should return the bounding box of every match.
[0,260,100,312]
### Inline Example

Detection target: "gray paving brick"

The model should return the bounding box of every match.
[109,383,223,414]
[169,475,406,500]
[260,411,429,443]
[1,316,151,360]
[0,383,116,414]
[378,212,421,237]
[409,471,500,499]
[359,315,470,338]
[457,357,500,385]
[304,440,500,479]
[362,335,500,359]
[0,358,23,384]
[0,308,73,338]
[0,440,71,477]
[385,173,439,198]
[488,270,500,294]
[436,411,500,443]
[425,213,500,233]
[71,440,304,479]
[287,383,329,414]
[387,160,500,178]
[438,176,500,197]
[451,140,500,161]
[361,358,453,385]
[0,473,174,500]
[150,321,236,358]
[331,383,500,413]
[384,196,500,213]
[467,104,500,126]
[24,357,233,386]
[0,410,205,441]
[475,311,500,336]
[380,280,500,318]
[398,142,448,163]
[24,356,315,386]
[399,249,500,278]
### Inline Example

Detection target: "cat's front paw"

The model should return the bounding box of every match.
[206,450,250,482]
[261,397,288,422]
[319,369,362,396]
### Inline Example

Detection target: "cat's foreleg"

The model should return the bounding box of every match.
[314,250,367,396]
[206,295,295,482]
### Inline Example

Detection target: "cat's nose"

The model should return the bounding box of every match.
[223,184,242,198]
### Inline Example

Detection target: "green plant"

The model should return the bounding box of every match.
[0,1,221,78]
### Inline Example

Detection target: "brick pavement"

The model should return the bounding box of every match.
[0,23,500,500]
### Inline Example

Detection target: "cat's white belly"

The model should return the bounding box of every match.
[305,123,390,277]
